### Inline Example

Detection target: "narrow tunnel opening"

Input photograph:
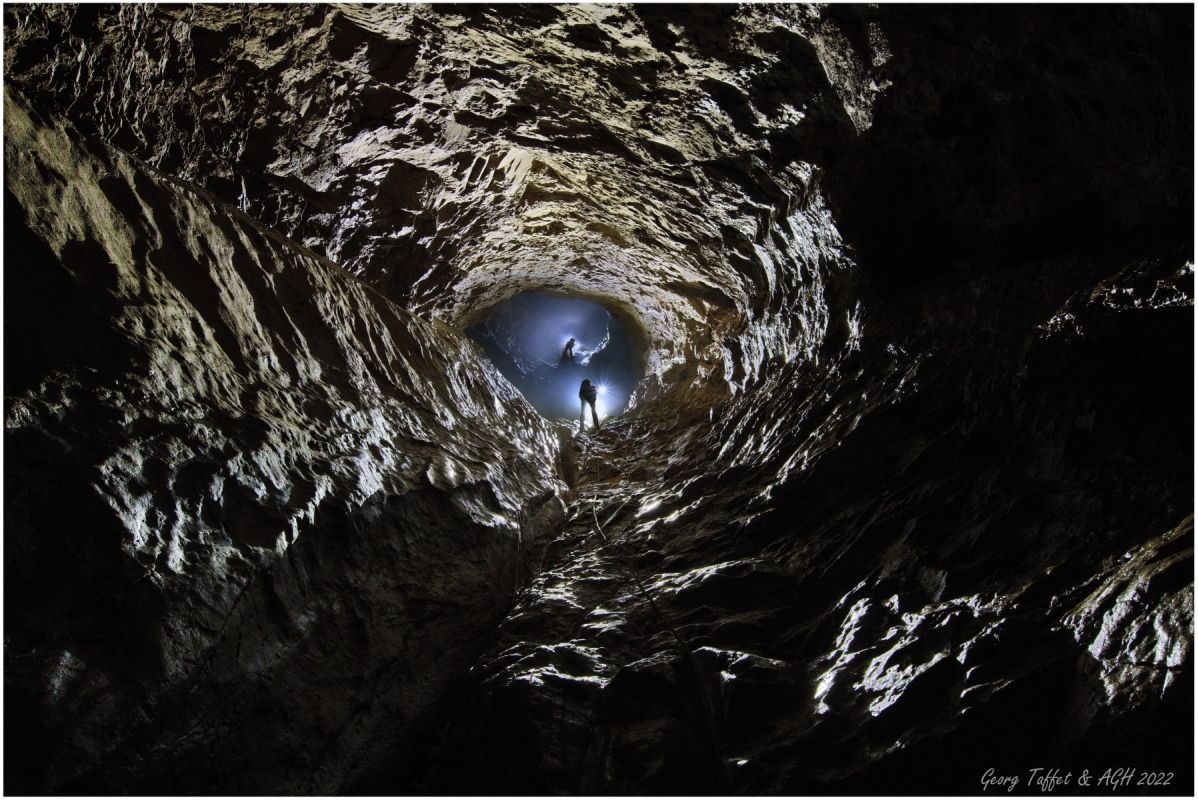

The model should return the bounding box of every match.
[466,291,646,421]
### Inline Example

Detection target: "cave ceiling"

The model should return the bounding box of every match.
[2,3,1193,795]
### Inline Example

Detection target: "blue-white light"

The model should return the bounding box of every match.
[467,293,643,419]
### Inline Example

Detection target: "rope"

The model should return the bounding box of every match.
[512,505,526,602]
[580,443,732,792]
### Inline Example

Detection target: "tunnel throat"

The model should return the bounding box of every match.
[467,292,646,420]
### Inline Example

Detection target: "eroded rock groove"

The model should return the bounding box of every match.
[3,3,1193,795]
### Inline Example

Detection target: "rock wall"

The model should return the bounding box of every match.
[4,88,566,793]
[3,3,874,400]
[3,3,1193,795]
[413,247,1192,793]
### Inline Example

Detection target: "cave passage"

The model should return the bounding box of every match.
[467,292,645,420]
[2,3,1193,795]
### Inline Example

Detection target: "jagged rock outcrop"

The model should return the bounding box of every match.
[4,88,566,793]
[418,251,1192,793]
[4,3,1193,795]
[4,3,876,401]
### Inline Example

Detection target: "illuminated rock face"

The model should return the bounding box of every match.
[3,3,878,406]
[3,4,1193,795]
[4,88,569,794]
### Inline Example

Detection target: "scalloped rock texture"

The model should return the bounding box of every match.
[3,3,1194,795]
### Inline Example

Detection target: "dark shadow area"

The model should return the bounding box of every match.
[467,292,645,421]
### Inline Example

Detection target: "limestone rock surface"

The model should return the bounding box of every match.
[5,88,565,793]
[3,3,1193,795]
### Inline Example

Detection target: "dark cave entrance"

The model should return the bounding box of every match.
[467,292,646,420]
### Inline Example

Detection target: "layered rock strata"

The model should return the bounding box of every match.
[4,3,877,402]
[5,89,566,793]
[4,3,1193,795]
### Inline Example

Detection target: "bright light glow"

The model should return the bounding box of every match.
[636,498,662,517]
[467,293,643,419]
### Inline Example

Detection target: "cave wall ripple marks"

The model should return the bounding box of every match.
[3,3,886,404]
[4,88,566,793]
